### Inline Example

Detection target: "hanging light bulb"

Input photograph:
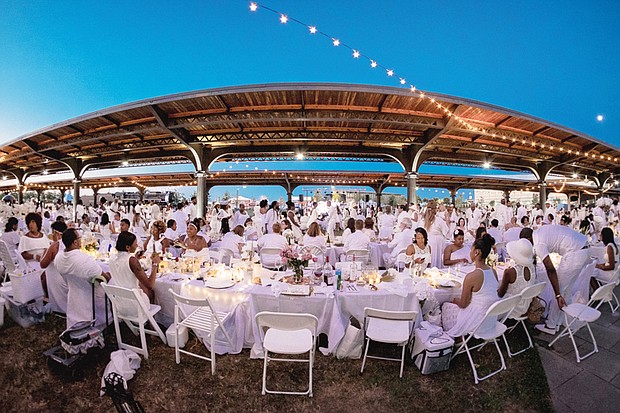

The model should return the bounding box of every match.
[370,60,377,68]
[386,69,394,76]
[308,26,317,34]
[249,2,258,12]
[279,14,288,24]
[332,38,340,46]
[352,50,360,58]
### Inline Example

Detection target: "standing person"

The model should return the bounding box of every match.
[233,203,249,229]
[326,200,339,242]
[378,205,396,240]
[285,201,303,242]
[423,201,449,269]
[519,226,590,335]
[441,234,499,338]
[187,197,198,221]
[172,203,189,236]
[264,201,280,234]
[466,203,483,238]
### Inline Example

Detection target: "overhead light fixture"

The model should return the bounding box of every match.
[42,169,49,175]
[2,176,6,181]
[572,173,578,178]
[483,161,491,169]
[122,160,129,166]
[296,153,305,160]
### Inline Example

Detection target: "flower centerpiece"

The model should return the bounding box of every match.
[280,246,313,283]
[485,251,498,267]
[81,234,99,257]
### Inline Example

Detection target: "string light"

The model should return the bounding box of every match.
[245,1,618,168]
[279,14,288,24]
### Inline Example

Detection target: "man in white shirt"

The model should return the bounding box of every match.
[466,203,483,233]
[172,203,188,236]
[378,205,396,239]
[396,205,409,227]
[344,219,371,254]
[306,202,319,227]
[187,197,198,221]
[257,223,288,268]
[326,200,339,242]
[520,226,590,335]
[150,201,161,221]
[233,203,250,229]
[383,217,414,267]
[516,202,528,223]
[54,229,110,329]
[545,202,557,221]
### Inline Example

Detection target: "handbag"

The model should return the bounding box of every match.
[526,296,547,324]
[336,317,364,359]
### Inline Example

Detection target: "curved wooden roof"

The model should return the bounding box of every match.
[1,83,618,191]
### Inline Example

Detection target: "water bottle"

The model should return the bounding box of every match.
[336,268,342,290]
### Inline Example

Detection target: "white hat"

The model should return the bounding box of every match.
[506,238,534,266]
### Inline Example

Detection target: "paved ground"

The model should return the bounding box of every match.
[534,283,620,413]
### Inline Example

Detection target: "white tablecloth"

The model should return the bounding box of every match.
[325,242,390,268]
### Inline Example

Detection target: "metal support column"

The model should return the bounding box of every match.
[72,178,81,222]
[196,171,206,220]
[407,172,418,206]
[539,182,547,213]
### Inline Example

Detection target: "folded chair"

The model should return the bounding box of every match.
[255,311,318,397]
[101,283,166,359]
[360,308,418,378]
[452,295,521,384]
[259,247,284,270]
[169,289,234,375]
[548,282,617,363]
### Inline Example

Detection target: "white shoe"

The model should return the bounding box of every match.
[535,323,557,335]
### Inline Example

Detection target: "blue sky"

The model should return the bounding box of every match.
[1,1,618,200]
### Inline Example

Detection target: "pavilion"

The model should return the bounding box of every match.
[1,83,619,217]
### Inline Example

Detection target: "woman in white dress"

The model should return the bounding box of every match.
[405,227,431,272]
[593,227,618,283]
[110,231,161,303]
[18,213,51,268]
[302,222,327,250]
[497,238,536,317]
[209,204,222,234]
[131,212,148,239]
[422,201,449,269]
[378,205,396,240]
[441,234,499,338]
[143,220,169,255]
[1,217,20,261]
[443,229,471,267]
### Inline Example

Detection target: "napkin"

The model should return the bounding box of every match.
[270,281,289,297]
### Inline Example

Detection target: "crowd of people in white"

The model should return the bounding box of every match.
[0,193,618,340]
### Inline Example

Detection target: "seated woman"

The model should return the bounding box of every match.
[593,227,617,284]
[143,220,169,254]
[182,222,209,252]
[1,217,20,261]
[341,218,356,244]
[405,227,431,271]
[302,222,327,250]
[443,229,470,267]
[441,234,499,338]
[244,217,259,241]
[475,225,487,241]
[18,212,51,268]
[497,238,536,317]
[220,225,245,258]
[110,231,161,302]
[362,217,377,241]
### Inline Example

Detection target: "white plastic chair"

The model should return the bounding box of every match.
[169,289,234,375]
[301,245,325,267]
[548,282,617,363]
[259,247,284,270]
[452,295,521,384]
[0,240,17,283]
[501,282,547,357]
[101,282,167,359]
[594,267,620,314]
[393,248,409,271]
[360,307,418,378]
[255,311,318,397]
[345,249,370,264]
[219,248,234,266]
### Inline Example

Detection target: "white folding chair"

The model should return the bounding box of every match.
[255,311,318,397]
[360,307,418,378]
[594,267,620,314]
[548,282,617,363]
[501,282,547,357]
[393,248,409,271]
[0,240,18,283]
[301,246,325,267]
[219,248,234,266]
[101,283,167,359]
[345,249,370,264]
[169,289,234,375]
[452,295,521,384]
[259,247,284,270]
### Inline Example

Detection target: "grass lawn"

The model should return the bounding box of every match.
[0,313,553,412]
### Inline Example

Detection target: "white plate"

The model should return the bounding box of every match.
[204,278,235,289]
